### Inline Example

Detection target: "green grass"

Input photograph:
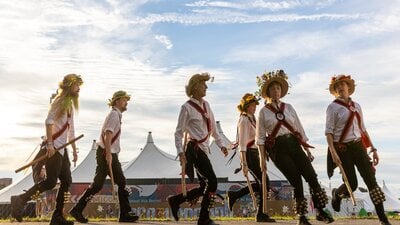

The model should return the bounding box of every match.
[1,215,398,223]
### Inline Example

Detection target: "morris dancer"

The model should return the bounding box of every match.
[256,70,333,225]
[70,91,138,223]
[11,74,83,225]
[227,93,275,222]
[326,75,391,225]
[168,73,228,225]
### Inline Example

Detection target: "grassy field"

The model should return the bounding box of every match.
[1,216,399,224]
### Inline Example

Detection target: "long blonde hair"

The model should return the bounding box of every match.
[50,74,83,119]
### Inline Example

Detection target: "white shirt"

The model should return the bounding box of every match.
[256,101,308,146]
[45,105,75,156]
[325,98,366,143]
[175,98,224,155]
[98,108,122,154]
[238,114,257,152]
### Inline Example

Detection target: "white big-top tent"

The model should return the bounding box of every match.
[71,140,98,183]
[0,172,34,203]
[123,131,180,179]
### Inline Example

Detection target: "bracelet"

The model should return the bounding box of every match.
[370,147,378,153]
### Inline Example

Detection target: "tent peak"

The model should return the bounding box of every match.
[147,131,154,143]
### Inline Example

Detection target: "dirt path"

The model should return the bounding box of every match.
[1,218,399,225]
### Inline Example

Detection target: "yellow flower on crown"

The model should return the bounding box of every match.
[237,93,259,113]
[59,74,83,89]
[255,69,289,99]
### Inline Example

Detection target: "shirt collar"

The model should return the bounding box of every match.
[112,107,123,117]
[189,97,205,105]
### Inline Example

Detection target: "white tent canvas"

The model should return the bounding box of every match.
[210,121,286,182]
[123,132,181,179]
[71,140,97,183]
[0,173,34,203]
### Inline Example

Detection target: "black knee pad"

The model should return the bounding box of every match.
[294,198,308,215]
[311,188,329,208]
[369,186,386,205]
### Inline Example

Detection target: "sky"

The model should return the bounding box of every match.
[0,0,399,195]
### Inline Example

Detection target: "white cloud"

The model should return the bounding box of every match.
[186,0,338,11]
[155,35,173,49]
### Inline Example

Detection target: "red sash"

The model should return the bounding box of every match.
[49,112,71,142]
[101,109,122,151]
[265,103,314,149]
[333,99,372,149]
[187,100,211,144]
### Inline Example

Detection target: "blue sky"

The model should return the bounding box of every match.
[0,0,399,195]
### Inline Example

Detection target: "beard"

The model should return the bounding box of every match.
[53,88,80,119]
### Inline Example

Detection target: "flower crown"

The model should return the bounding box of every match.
[255,69,288,97]
[60,74,83,89]
[330,74,351,84]
[237,93,259,112]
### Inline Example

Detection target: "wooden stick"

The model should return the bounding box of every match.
[245,173,257,210]
[15,134,84,173]
[260,147,268,214]
[338,163,356,206]
[108,162,116,201]
[181,132,188,197]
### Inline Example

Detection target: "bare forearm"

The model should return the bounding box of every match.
[46,124,53,142]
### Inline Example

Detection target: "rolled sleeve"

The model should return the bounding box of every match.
[256,109,267,146]
[238,117,248,152]
[325,104,335,135]
[175,106,188,155]
[68,111,75,141]
[45,104,57,125]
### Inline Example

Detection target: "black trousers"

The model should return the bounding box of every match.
[75,146,131,214]
[335,140,387,222]
[247,148,270,192]
[180,141,218,220]
[335,140,377,193]
[21,149,72,215]
[268,135,321,201]
[231,148,270,214]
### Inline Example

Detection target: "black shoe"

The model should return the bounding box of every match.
[316,210,334,223]
[70,206,88,223]
[10,195,24,222]
[331,188,342,212]
[50,212,74,225]
[226,191,236,211]
[119,212,139,222]
[380,220,392,225]
[167,195,180,221]
[297,216,311,225]
[198,218,219,225]
[256,213,276,222]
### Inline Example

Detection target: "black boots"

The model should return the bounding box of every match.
[69,189,93,223]
[331,188,342,212]
[297,215,312,225]
[10,195,25,222]
[119,212,139,222]
[256,212,276,222]
[316,209,334,223]
[198,218,219,225]
[167,194,185,221]
[256,197,275,223]
[50,212,74,225]
[380,221,392,225]
[69,206,88,223]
